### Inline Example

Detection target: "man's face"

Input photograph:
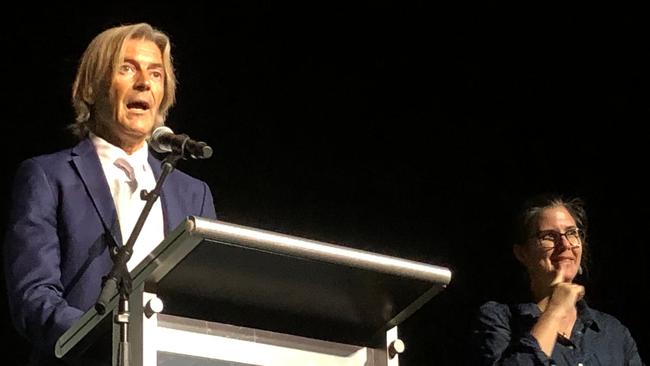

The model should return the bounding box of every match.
[96,38,165,149]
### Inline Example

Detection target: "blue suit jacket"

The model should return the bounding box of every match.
[3,138,216,357]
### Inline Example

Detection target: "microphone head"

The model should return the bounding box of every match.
[150,126,174,153]
[200,145,213,159]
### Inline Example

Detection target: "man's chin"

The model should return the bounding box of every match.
[120,119,155,135]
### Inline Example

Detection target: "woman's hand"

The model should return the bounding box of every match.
[532,267,585,357]
[545,267,585,318]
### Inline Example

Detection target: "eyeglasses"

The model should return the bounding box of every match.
[535,228,582,249]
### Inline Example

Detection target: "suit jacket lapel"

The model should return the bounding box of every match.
[70,138,122,246]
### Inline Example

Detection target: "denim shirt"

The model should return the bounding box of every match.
[471,300,644,365]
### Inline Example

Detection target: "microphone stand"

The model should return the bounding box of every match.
[95,152,183,366]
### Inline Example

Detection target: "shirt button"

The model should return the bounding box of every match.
[568,345,574,350]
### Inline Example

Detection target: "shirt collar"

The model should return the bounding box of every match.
[576,299,599,331]
[90,133,150,171]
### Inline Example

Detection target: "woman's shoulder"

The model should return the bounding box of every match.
[479,301,509,312]
[477,301,513,322]
[583,304,629,331]
[477,300,542,323]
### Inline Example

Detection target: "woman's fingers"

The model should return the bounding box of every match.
[550,266,566,287]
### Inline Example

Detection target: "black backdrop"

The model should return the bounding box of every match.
[1,3,648,365]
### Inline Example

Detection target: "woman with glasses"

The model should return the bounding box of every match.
[471,194,643,365]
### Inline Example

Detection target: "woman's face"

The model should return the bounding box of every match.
[515,205,583,284]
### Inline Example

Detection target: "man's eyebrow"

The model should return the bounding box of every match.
[122,58,164,69]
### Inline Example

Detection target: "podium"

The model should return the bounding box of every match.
[55,216,452,365]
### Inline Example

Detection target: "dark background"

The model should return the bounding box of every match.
[1,3,648,365]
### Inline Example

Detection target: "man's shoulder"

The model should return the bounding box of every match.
[148,153,207,181]
[17,145,78,172]
[30,147,75,162]
[170,167,208,185]
[148,154,210,193]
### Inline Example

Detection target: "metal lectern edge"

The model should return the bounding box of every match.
[188,216,453,286]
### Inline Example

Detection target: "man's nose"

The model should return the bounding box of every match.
[134,73,151,91]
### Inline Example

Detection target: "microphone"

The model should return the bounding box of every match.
[150,126,213,159]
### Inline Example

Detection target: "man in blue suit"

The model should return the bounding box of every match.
[4,23,216,365]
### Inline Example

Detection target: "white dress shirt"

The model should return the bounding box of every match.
[91,133,165,272]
